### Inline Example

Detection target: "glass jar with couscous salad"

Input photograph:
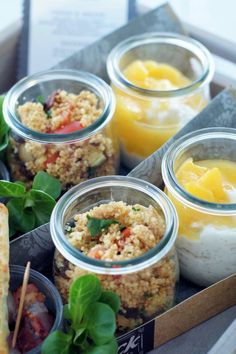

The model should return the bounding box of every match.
[107,33,214,168]
[50,175,179,331]
[3,70,119,190]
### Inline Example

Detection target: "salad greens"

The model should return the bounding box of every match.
[86,215,119,237]
[36,95,45,104]
[0,171,61,236]
[42,274,120,354]
[132,207,140,211]
[0,96,9,156]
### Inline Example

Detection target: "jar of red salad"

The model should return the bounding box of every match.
[3,70,118,189]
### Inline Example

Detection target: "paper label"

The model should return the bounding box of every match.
[117,319,155,354]
[27,0,133,74]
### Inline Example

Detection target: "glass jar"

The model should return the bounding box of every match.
[50,175,179,331]
[162,128,236,286]
[107,33,214,169]
[10,265,63,354]
[3,70,119,189]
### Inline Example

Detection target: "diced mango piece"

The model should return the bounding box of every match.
[144,78,176,90]
[143,60,160,74]
[176,158,207,186]
[177,159,232,203]
[145,63,183,86]
[198,168,227,202]
[123,60,149,84]
[184,181,215,202]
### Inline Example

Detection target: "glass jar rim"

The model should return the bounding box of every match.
[50,176,178,275]
[3,69,115,144]
[10,264,63,354]
[162,127,236,215]
[107,32,214,98]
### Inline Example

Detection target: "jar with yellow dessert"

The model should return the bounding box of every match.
[162,128,236,286]
[107,33,214,168]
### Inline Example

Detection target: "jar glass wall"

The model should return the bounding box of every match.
[3,70,119,189]
[50,176,179,331]
[162,128,236,286]
[107,33,214,168]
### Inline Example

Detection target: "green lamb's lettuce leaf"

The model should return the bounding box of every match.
[83,338,118,354]
[29,189,56,227]
[69,275,102,327]
[84,302,116,346]
[86,215,119,237]
[73,328,87,347]
[40,274,120,354]
[0,171,61,236]
[99,291,121,314]
[32,171,61,199]
[0,180,26,197]
[7,198,36,235]
[0,95,9,153]
[41,331,72,354]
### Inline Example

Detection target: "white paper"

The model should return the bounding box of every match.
[28,0,130,74]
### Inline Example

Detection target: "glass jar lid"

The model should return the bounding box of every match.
[162,127,236,215]
[107,32,214,98]
[50,175,178,274]
[3,69,115,144]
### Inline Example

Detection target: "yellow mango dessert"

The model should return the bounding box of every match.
[176,158,236,204]
[113,60,208,168]
[167,157,236,286]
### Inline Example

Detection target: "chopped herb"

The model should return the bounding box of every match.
[87,166,97,178]
[36,95,45,104]
[119,225,126,232]
[64,225,72,233]
[65,220,76,233]
[132,207,140,211]
[46,109,52,118]
[87,215,119,237]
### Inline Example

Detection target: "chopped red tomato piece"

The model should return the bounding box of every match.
[45,152,59,166]
[54,121,84,134]
[121,227,131,238]
[87,245,103,259]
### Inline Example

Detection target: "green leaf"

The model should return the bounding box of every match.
[0,180,26,197]
[85,302,116,346]
[63,304,71,321]
[32,171,62,199]
[24,195,35,208]
[99,291,120,314]
[9,223,16,237]
[0,96,10,153]
[41,331,72,354]
[36,95,45,104]
[69,275,102,327]
[29,189,56,227]
[132,206,140,211]
[7,198,36,235]
[0,133,9,152]
[15,181,26,187]
[86,215,119,237]
[73,328,87,347]
[83,338,118,354]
